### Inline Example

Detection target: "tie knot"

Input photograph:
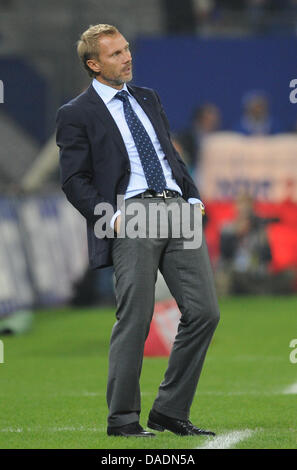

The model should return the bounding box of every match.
[116,90,129,102]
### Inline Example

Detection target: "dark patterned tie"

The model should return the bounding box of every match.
[115,90,167,193]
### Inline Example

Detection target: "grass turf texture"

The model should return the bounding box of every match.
[0,296,296,449]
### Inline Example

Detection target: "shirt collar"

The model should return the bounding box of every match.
[92,79,130,104]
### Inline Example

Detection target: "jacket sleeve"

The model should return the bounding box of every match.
[56,104,116,223]
[153,90,201,201]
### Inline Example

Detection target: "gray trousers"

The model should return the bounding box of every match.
[107,196,220,427]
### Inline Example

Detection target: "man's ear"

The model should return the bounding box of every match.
[86,58,101,74]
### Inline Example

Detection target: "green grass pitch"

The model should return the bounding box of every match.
[0,296,296,449]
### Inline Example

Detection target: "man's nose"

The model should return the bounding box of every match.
[124,50,132,62]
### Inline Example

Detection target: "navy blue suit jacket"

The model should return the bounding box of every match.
[56,83,201,269]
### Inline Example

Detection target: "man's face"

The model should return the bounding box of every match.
[246,97,268,120]
[88,33,132,89]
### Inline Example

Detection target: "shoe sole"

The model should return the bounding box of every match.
[108,433,155,437]
[107,429,156,437]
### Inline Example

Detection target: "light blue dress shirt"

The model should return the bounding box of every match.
[92,79,202,227]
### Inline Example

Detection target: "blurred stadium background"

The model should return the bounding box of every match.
[0,0,297,449]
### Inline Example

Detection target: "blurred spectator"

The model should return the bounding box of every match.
[215,192,295,295]
[178,103,221,173]
[171,134,192,169]
[191,0,297,33]
[193,0,218,30]
[233,91,282,135]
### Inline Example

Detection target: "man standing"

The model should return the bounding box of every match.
[56,24,220,438]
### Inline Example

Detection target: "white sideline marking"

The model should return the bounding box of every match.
[50,426,104,432]
[0,427,23,433]
[0,426,105,433]
[282,382,297,394]
[196,429,254,449]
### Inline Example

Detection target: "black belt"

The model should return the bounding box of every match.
[132,189,180,199]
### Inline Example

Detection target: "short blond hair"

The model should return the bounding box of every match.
[77,24,119,78]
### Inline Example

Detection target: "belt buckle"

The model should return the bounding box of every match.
[162,190,170,199]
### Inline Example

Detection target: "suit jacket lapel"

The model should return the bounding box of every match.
[86,84,130,163]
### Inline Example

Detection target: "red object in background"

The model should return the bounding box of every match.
[267,224,297,273]
[144,299,180,357]
[143,320,169,357]
[251,200,297,273]
[204,200,297,273]
[204,201,236,263]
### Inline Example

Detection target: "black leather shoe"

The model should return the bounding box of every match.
[107,422,155,437]
[147,410,215,436]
